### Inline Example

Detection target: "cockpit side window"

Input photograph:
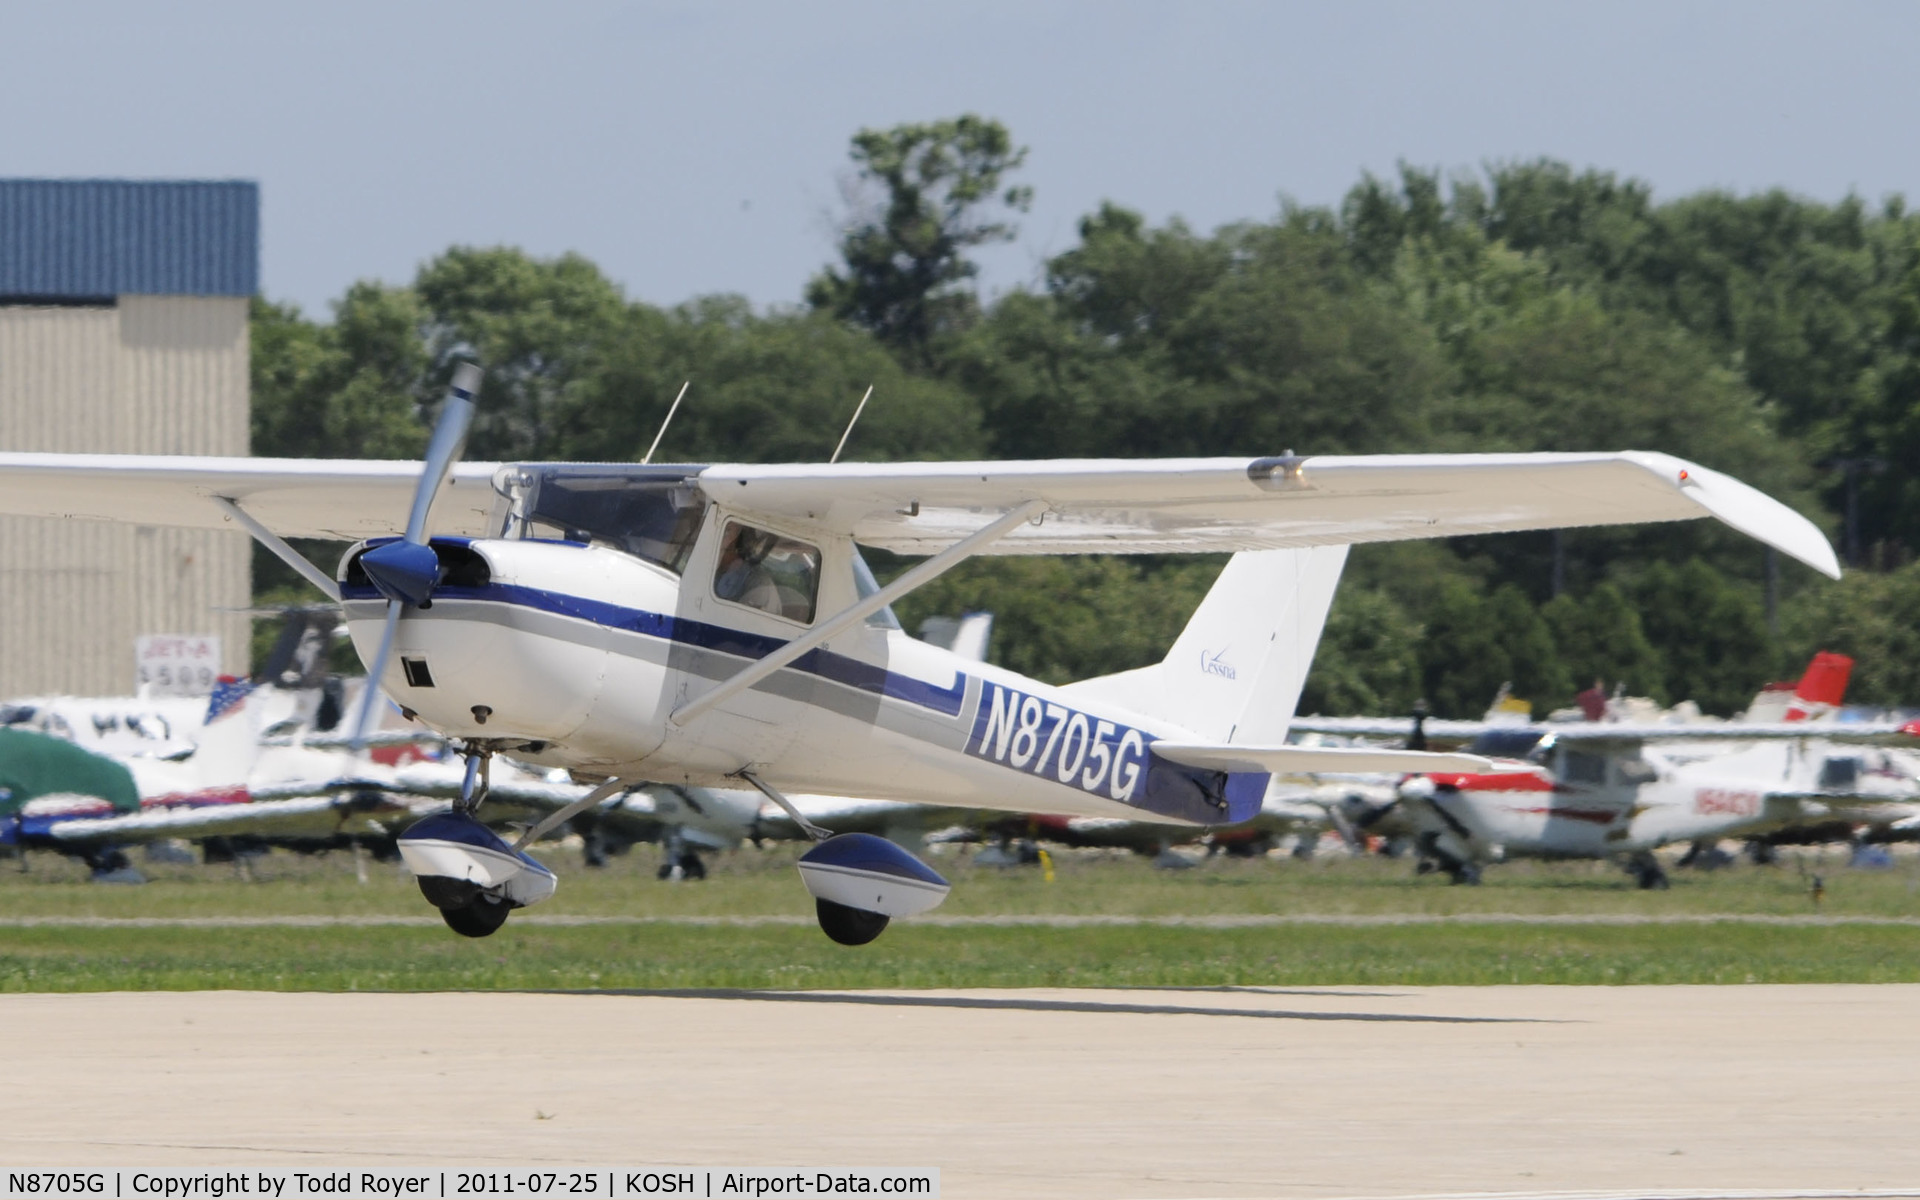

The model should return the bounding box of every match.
[1561,749,1607,785]
[713,521,821,624]
[1819,755,1862,789]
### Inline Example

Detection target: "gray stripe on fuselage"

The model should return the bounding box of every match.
[376,597,974,752]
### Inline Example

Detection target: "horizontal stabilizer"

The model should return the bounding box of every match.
[1152,743,1492,775]
[1291,717,1920,748]
[1548,720,1920,745]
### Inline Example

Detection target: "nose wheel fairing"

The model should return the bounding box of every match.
[399,810,558,930]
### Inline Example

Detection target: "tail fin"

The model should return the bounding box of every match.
[1059,546,1349,742]
[1786,651,1853,721]
[187,677,268,790]
[920,612,994,663]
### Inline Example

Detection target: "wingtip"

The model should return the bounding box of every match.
[1648,454,1844,583]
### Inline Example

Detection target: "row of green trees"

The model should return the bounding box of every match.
[252,117,1920,716]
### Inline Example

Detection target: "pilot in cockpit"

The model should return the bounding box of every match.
[713,523,818,622]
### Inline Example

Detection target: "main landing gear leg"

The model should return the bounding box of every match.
[456,747,492,815]
[734,769,952,947]
[1625,850,1670,890]
[655,831,707,881]
[735,770,887,945]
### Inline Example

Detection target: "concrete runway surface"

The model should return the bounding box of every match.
[1,986,1917,1199]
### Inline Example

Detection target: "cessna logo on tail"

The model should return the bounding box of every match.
[1200,649,1236,680]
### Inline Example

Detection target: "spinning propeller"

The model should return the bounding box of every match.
[350,362,481,747]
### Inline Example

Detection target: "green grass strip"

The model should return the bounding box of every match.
[3,921,1919,991]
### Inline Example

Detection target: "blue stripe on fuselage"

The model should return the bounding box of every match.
[345,564,1267,825]
[341,581,968,718]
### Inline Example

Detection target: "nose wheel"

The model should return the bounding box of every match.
[415,867,519,938]
[399,745,563,940]
[815,898,889,946]
[440,894,513,938]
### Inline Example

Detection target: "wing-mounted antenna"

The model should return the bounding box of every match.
[830,385,873,464]
[642,381,690,465]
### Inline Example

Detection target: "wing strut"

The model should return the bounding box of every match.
[667,498,1047,728]
[510,776,632,851]
[212,496,341,602]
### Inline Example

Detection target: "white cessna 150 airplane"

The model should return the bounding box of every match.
[1294,656,1920,887]
[0,365,1843,942]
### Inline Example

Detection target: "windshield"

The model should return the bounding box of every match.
[852,548,902,630]
[499,465,708,574]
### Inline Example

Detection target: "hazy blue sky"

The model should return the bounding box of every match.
[5,1,1915,318]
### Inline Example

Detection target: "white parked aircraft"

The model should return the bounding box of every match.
[0,365,1843,940]
[1293,660,1920,887]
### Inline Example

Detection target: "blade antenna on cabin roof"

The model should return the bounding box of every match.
[830,385,874,464]
[642,381,691,465]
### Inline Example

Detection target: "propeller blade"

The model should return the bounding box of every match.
[351,363,481,748]
[350,600,403,749]
[360,362,481,607]
[406,361,481,545]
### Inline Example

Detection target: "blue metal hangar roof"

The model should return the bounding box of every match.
[0,179,258,299]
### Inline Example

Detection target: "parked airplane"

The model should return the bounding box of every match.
[0,364,1842,940]
[1293,656,1920,887]
[0,675,423,874]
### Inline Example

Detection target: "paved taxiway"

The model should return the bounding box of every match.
[2,986,1917,1198]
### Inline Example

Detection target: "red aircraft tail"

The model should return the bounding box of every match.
[1785,651,1853,721]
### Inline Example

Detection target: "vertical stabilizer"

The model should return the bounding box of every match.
[1786,651,1853,721]
[188,677,268,791]
[1059,546,1349,742]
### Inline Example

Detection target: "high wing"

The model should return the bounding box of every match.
[1769,790,1920,807]
[42,770,684,849]
[0,449,1839,576]
[0,452,500,541]
[44,791,418,845]
[1545,721,1920,748]
[703,451,1840,575]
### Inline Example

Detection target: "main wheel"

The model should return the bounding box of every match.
[441,896,512,938]
[816,898,889,946]
[417,874,482,911]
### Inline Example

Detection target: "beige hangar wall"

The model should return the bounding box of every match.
[0,296,251,696]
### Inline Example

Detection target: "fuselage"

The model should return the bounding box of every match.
[1413,737,1860,862]
[338,466,1267,827]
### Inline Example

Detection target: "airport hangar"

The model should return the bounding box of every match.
[0,179,256,695]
